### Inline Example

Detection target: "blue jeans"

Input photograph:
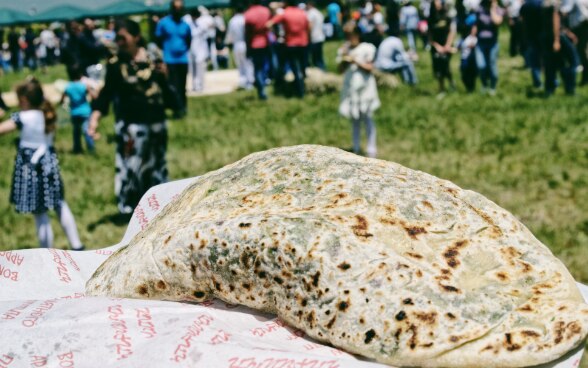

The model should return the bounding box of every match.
[525,41,543,88]
[405,29,417,52]
[309,42,325,71]
[380,62,418,85]
[276,46,306,98]
[249,48,270,99]
[71,116,95,153]
[475,42,499,89]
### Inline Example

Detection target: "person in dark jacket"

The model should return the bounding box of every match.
[24,27,37,71]
[541,0,578,96]
[78,18,107,72]
[520,0,543,88]
[61,21,83,79]
[88,19,179,214]
[428,0,457,94]
[387,0,401,36]
[8,27,21,72]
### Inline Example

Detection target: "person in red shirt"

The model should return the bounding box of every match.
[267,0,310,97]
[245,0,272,100]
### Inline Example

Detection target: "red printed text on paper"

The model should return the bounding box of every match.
[170,314,214,363]
[108,305,133,361]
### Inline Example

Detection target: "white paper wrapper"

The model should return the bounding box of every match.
[0,178,586,368]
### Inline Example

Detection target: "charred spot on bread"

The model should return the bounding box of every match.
[338,300,350,312]
[338,262,351,270]
[364,329,376,344]
[193,291,206,299]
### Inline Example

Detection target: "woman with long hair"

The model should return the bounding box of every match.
[0,78,84,249]
[428,0,457,94]
[471,0,504,95]
[88,19,179,215]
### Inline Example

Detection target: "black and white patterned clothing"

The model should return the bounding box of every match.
[114,120,168,214]
[91,49,173,214]
[92,51,180,123]
[10,112,64,214]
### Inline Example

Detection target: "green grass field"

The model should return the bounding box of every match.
[2,36,588,285]
[1,33,588,366]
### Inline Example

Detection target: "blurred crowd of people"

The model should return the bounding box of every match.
[2,0,587,99]
[0,20,114,75]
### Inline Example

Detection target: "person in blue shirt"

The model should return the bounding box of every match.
[156,0,192,118]
[60,64,96,154]
[328,1,343,39]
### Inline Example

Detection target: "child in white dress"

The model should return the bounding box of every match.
[337,23,381,158]
[0,78,84,250]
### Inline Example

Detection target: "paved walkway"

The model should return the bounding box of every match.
[186,69,241,97]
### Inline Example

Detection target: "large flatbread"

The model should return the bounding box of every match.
[86,145,588,367]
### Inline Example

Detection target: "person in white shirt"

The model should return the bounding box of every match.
[361,0,374,16]
[99,19,116,46]
[359,3,387,46]
[0,78,84,250]
[307,1,326,70]
[421,0,432,18]
[561,0,588,84]
[184,9,212,92]
[373,3,388,33]
[213,10,229,69]
[227,5,255,89]
[39,27,57,67]
[199,7,218,70]
[400,1,420,54]
[375,35,418,84]
[338,24,380,158]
